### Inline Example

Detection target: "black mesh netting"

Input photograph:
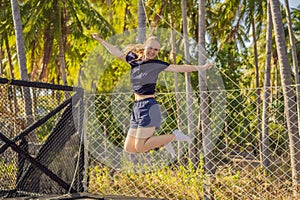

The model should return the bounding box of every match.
[0,78,85,198]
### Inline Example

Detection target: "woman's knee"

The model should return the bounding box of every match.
[135,139,147,152]
[124,145,135,153]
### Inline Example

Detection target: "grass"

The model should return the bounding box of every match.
[88,160,298,200]
[1,156,298,199]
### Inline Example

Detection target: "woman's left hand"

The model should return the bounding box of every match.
[197,62,214,70]
[91,33,103,42]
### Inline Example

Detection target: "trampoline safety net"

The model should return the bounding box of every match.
[0,78,85,198]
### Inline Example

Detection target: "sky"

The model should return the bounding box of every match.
[288,0,299,8]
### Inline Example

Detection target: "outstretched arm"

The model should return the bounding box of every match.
[92,33,126,61]
[164,63,213,72]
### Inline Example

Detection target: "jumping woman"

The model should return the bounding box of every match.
[92,33,213,158]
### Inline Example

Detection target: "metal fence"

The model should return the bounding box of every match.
[1,78,299,199]
[85,87,298,199]
[0,78,85,198]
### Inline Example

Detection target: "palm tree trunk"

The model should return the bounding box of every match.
[0,45,2,77]
[39,26,54,82]
[5,35,15,80]
[10,0,28,81]
[138,0,146,43]
[29,36,37,81]
[10,0,36,187]
[169,0,183,161]
[107,0,113,22]
[270,0,300,190]
[181,0,196,164]
[59,3,67,86]
[10,0,35,141]
[261,0,272,173]
[284,0,300,133]
[199,0,214,199]
[123,4,129,32]
[251,10,261,158]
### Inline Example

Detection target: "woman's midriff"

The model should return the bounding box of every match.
[134,93,155,101]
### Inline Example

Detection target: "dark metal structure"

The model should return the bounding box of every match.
[0,78,85,198]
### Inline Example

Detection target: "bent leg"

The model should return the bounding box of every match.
[135,127,175,153]
[124,128,137,153]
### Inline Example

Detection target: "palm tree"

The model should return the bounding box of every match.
[58,1,67,86]
[169,0,184,160]
[0,0,12,75]
[199,0,214,199]
[270,0,300,189]
[23,0,114,84]
[10,0,28,81]
[261,0,272,173]
[138,0,146,43]
[181,0,196,163]
[10,0,34,137]
[248,0,262,157]
[284,0,300,131]
[10,0,36,185]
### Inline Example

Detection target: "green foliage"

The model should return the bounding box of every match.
[1,0,115,84]
[0,159,17,175]
[94,94,131,146]
[1,0,300,90]
[0,159,17,189]
[2,1,300,198]
[88,159,295,199]
[89,160,206,199]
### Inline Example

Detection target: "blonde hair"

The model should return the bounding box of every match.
[122,44,143,61]
[144,36,160,46]
[123,36,160,60]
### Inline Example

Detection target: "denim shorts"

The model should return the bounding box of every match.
[130,98,162,129]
